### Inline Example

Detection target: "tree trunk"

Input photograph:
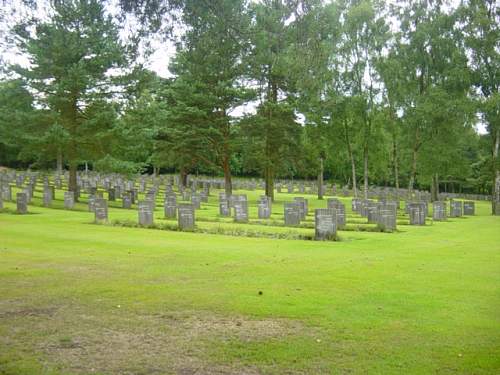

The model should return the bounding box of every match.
[344,119,357,198]
[69,162,78,201]
[493,126,500,215]
[317,156,324,200]
[408,127,420,198]
[392,131,399,191]
[431,173,439,202]
[363,143,369,200]
[408,147,417,198]
[223,153,232,196]
[265,165,275,202]
[180,167,187,188]
[56,148,63,176]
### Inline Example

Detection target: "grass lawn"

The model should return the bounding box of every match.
[0,191,499,374]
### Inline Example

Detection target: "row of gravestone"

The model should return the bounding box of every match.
[352,198,398,231]
[351,198,475,227]
[0,169,408,199]
[2,168,495,205]
[405,200,475,224]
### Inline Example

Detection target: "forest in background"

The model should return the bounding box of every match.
[0,0,498,204]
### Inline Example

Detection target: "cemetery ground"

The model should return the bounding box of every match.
[0,188,499,374]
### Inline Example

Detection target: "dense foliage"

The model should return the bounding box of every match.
[0,0,498,206]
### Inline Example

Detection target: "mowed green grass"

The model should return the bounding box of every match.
[0,190,499,374]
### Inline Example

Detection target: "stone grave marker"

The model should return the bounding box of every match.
[408,202,426,225]
[191,193,201,209]
[43,186,52,207]
[314,208,337,240]
[108,188,115,201]
[178,203,195,230]
[284,202,301,226]
[88,195,96,212]
[164,194,177,219]
[200,191,208,203]
[16,192,28,214]
[2,184,12,201]
[94,198,108,223]
[219,193,231,217]
[377,202,397,232]
[352,198,362,213]
[233,195,249,223]
[64,191,75,210]
[258,196,272,219]
[463,201,475,215]
[450,200,463,218]
[367,201,379,223]
[293,197,308,220]
[432,201,447,221]
[138,200,154,226]
[122,192,132,209]
[24,186,33,203]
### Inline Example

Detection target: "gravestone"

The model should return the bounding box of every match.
[146,189,156,202]
[115,185,122,200]
[463,201,475,215]
[108,188,115,201]
[55,176,62,189]
[24,186,33,203]
[335,203,346,228]
[16,192,28,214]
[203,182,210,196]
[219,193,231,217]
[122,192,132,209]
[233,195,249,223]
[138,200,154,226]
[327,198,340,210]
[367,201,379,223]
[191,193,201,209]
[130,189,137,204]
[182,191,190,201]
[408,202,426,225]
[200,191,208,203]
[0,195,3,210]
[352,198,362,213]
[88,196,96,212]
[43,186,52,207]
[94,198,108,223]
[64,191,75,210]
[293,197,308,220]
[377,203,397,232]
[2,184,11,201]
[164,194,177,219]
[258,196,272,219]
[450,200,463,218]
[284,202,301,226]
[327,198,347,227]
[314,208,337,240]
[178,204,195,230]
[432,201,447,221]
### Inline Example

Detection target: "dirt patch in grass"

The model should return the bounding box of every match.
[1,305,306,374]
[0,307,58,319]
